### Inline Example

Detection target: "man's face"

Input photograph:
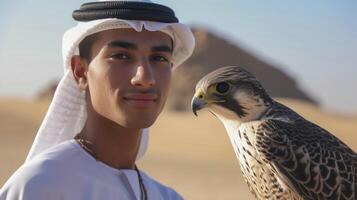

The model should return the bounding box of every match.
[84,28,173,128]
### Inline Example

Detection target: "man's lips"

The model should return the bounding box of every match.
[123,93,158,101]
[122,93,159,108]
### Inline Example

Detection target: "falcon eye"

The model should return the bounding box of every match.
[215,82,230,94]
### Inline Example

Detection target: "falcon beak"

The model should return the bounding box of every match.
[191,91,208,116]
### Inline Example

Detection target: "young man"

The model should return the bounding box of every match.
[0,0,195,199]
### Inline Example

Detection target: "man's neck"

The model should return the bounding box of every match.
[79,113,142,170]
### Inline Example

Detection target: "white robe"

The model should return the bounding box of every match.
[0,140,183,200]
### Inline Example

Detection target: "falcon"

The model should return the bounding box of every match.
[191,66,357,200]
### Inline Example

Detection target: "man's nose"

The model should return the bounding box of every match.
[131,59,156,88]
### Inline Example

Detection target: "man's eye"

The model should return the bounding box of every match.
[110,53,130,60]
[152,55,169,62]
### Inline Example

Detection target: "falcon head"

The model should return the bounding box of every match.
[191,66,273,122]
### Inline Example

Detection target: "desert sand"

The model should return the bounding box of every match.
[0,97,356,199]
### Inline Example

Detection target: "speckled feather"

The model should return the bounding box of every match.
[229,101,357,199]
[249,102,357,200]
[194,66,357,200]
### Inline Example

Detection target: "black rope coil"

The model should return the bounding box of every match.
[73,1,179,23]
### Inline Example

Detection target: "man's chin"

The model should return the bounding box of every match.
[119,115,158,129]
[111,106,162,128]
[122,121,155,129]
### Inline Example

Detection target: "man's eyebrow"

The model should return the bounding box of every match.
[106,40,137,49]
[106,40,173,53]
[152,45,173,53]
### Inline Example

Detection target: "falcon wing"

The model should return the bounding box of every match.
[255,119,357,200]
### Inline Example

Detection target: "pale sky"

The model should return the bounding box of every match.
[0,1,356,113]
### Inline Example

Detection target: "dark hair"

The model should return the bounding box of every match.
[78,33,98,61]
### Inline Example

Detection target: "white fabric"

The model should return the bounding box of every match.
[0,140,183,200]
[25,0,195,162]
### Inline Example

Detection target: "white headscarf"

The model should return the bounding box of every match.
[25,0,195,163]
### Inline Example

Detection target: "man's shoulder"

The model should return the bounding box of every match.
[0,141,80,199]
[22,140,79,175]
[0,160,62,199]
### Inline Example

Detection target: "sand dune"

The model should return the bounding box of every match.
[0,98,356,199]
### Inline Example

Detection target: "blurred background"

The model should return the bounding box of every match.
[0,1,356,199]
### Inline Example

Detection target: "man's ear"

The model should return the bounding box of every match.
[71,55,89,91]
